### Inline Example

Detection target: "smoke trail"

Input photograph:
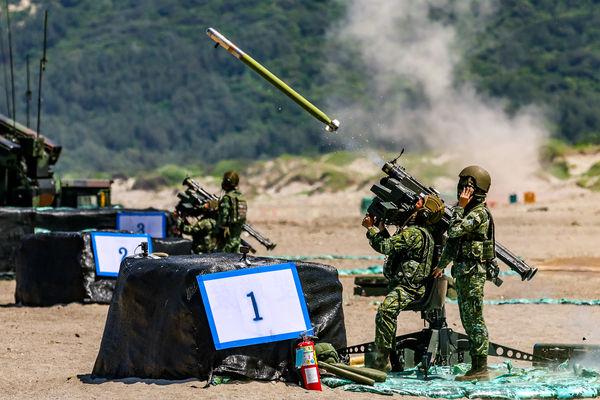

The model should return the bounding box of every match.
[326,0,549,201]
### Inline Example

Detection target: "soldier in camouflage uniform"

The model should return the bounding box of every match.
[433,166,495,381]
[215,171,247,253]
[362,195,444,371]
[175,215,216,254]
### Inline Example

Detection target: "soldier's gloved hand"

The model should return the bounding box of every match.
[362,214,374,228]
[431,267,444,278]
[206,199,219,211]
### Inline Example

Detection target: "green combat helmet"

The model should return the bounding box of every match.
[420,195,444,225]
[222,171,239,190]
[458,165,490,201]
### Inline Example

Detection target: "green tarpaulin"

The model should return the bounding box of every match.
[321,361,600,399]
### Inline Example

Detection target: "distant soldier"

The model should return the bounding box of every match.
[214,171,247,253]
[433,166,495,381]
[173,203,217,254]
[362,195,444,371]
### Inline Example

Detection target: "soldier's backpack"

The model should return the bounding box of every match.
[227,192,247,225]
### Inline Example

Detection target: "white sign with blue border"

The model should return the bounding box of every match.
[116,212,166,238]
[196,262,312,350]
[91,232,152,277]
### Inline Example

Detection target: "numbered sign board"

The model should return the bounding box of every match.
[196,262,312,350]
[116,212,166,238]
[91,232,152,277]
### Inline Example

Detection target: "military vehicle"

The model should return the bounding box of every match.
[0,112,111,208]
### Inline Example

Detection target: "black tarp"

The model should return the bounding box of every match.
[151,236,192,256]
[15,232,88,306]
[14,232,192,306]
[0,208,34,273]
[0,207,175,273]
[92,253,346,382]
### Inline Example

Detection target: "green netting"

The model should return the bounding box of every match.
[268,256,521,277]
[321,362,600,399]
[269,255,386,261]
[339,265,384,275]
[371,298,600,306]
[338,265,518,276]
[446,298,600,306]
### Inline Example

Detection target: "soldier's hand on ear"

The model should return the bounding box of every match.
[458,186,474,207]
[432,266,444,278]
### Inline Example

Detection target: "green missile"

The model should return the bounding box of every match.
[207,27,340,132]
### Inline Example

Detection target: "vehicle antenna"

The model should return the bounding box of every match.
[0,7,10,119]
[26,54,31,127]
[4,0,15,135]
[36,10,47,136]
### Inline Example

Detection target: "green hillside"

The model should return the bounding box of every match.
[456,0,600,143]
[1,0,600,175]
[6,0,363,174]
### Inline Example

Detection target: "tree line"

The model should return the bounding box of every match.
[0,0,597,175]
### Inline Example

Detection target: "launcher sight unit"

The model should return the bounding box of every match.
[175,176,277,251]
[367,153,424,226]
[367,151,537,281]
[175,177,218,219]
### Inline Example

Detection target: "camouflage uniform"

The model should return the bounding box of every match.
[438,202,491,358]
[367,224,434,350]
[178,217,216,254]
[215,189,247,253]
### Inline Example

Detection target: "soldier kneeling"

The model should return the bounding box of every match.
[362,195,444,371]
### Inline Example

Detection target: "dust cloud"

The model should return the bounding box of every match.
[326,0,550,202]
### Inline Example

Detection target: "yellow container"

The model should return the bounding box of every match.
[524,191,536,203]
[349,354,365,366]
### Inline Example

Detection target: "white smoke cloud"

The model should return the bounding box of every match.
[327,0,550,201]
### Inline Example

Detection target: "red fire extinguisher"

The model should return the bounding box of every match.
[296,333,322,391]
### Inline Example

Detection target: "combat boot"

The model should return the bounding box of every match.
[455,355,490,382]
[366,347,391,372]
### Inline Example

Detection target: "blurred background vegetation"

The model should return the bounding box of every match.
[2,0,600,177]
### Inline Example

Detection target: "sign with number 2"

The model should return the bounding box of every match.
[91,232,152,277]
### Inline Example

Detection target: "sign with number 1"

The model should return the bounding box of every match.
[196,262,312,350]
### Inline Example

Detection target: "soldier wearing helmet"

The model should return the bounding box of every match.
[214,171,248,253]
[433,165,496,381]
[362,194,444,371]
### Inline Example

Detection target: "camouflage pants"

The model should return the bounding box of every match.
[216,236,241,253]
[192,234,216,254]
[455,272,488,357]
[375,285,423,350]
[190,218,216,254]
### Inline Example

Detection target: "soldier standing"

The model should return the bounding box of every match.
[215,171,247,253]
[433,166,495,381]
[362,195,444,371]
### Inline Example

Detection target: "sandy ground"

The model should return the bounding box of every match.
[2,179,600,399]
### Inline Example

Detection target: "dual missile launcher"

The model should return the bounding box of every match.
[367,151,537,281]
